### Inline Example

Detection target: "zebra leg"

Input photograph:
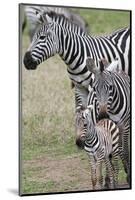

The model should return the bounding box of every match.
[119,130,130,185]
[104,158,118,189]
[89,156,97,190]
[123,133,130,185]
[105,158,115,189]
[89,155,102,190]
[96,161,103,189]
[112,156,119,188]
[104,166,110,189]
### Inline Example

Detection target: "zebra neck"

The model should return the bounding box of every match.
[86,122,99,150]
[57,29,91,86]
[56,27,85,66]
[52,15,85,35]
[87,115,96,138]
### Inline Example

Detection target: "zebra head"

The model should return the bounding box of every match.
[23,14,59,70]
[75,104,95,149]
[86,57,115,119]
[75,105,87,149]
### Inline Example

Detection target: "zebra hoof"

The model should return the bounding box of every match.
[23,51,37,70]
[104,176,110,189]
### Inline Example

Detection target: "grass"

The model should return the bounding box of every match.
[73,8,130,34]
[20,7,130,194]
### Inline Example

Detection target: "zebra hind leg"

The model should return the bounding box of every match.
[119,135,130,186]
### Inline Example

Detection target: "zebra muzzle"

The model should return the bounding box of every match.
[76,134,86,149]
[98,104,109,120]
[23,51,37,70]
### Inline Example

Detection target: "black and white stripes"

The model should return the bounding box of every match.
[75,104,120,189]
[23,6,88,40]
[85,58,130,185]
[23,16,130,89]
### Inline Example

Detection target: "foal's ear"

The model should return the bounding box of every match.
[87,104,93,111]
[83,105,93,118]
[76,105,85,112]
[99,59,105,72]
[106,58,120,73]
[88,85,94,92]
[86,57,99,74]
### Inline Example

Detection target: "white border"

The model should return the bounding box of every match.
[0,0,134,199]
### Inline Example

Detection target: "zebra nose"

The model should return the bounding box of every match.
[99,104,108,113]
[23,51,37,70]
[76,135,85,149]
[98,104,109,120]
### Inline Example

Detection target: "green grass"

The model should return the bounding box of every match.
[21,7,130,194]
[74,8,130,34]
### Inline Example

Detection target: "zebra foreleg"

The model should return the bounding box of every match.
[104,167,110,189]
[89,156,103,190]
[104,158,115,189]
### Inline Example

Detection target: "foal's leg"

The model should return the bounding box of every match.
[89,155,102,190]
[105,158,115,189]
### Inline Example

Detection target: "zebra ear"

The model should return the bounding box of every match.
[76,106,81,112]
[99,59,105,72]
[86,57,99,74]
[88,85,93,93]
[87,105,93,111]
[106,58,120,73]
[100,58,109,68]
[35,10,46,23]
[76,105,85,112]
[83,105,93,118]
[46,14,53,23]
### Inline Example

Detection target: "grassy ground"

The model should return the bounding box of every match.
[20,7,130,195]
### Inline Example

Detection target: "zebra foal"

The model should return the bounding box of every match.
[76,104,120,190]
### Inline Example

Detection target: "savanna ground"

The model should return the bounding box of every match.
[20,7,130,195]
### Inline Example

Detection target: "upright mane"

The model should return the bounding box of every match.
[43,11,87,35]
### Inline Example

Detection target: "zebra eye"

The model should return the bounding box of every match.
[39,35,46,40]
[110,85,113,90]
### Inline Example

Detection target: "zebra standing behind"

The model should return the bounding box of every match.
[75,103,120,190]
[85,57,130,185]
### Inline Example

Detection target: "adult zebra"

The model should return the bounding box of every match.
[75,104,120,189]
[23,14,130,107]
[85,57,130,186]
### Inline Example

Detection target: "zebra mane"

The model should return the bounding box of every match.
[43,11,86,33]
[44,11,69,21]
[76,105,86,112]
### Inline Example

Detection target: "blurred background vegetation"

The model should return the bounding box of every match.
[21,6,130,194]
